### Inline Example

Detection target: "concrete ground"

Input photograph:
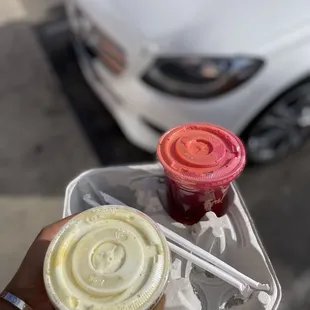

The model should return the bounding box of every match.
[0,0,98,289]
[2,1,310,309]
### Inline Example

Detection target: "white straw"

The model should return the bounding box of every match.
[99,192,126,206]
[168,241,253,298]
[83,195,101,207]
[158,223,270,291]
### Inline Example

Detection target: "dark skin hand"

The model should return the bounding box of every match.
[1,215,166,310]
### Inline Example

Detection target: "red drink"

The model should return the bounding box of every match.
[157,123,246,225]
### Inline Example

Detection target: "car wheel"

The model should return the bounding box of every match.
[244,82,310,164]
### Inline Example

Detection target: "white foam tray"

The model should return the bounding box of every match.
[63,163,281,310]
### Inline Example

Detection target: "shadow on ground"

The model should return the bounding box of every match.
[33,5,153,166]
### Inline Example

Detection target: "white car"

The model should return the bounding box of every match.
[65,0,310,163]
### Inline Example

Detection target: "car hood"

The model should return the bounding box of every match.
[80,0,310,55]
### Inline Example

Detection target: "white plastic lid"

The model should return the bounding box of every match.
[44,205,171,310]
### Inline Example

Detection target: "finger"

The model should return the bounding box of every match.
[38,213,80,242]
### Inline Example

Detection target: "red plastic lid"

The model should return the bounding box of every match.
[157,123,246,187]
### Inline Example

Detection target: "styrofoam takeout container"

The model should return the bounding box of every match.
[63,163,282,310]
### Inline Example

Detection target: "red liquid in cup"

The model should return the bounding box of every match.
[157,123,246,225]
[167,179,230,225]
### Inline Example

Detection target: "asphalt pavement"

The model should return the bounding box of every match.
[2,1,310,309]
[0,0,98,289]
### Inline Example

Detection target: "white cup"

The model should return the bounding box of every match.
[44,205,171,310]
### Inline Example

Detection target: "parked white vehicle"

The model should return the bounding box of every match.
[66,0,310,163]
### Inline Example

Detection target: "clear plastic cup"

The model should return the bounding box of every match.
[43,205,171,310]
[157,123,246,225]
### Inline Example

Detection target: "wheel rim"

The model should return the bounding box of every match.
[246,84,310,162]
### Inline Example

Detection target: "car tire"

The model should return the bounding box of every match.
[242,81,310,164]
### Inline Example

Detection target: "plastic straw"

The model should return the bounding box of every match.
[83,194,100,207]
[158,223,270,291]
[168,241,252,297]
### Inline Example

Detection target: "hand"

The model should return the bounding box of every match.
[1,215,166,310]
[2,215,76,310]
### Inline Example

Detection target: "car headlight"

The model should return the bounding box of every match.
[142,57,264,99]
